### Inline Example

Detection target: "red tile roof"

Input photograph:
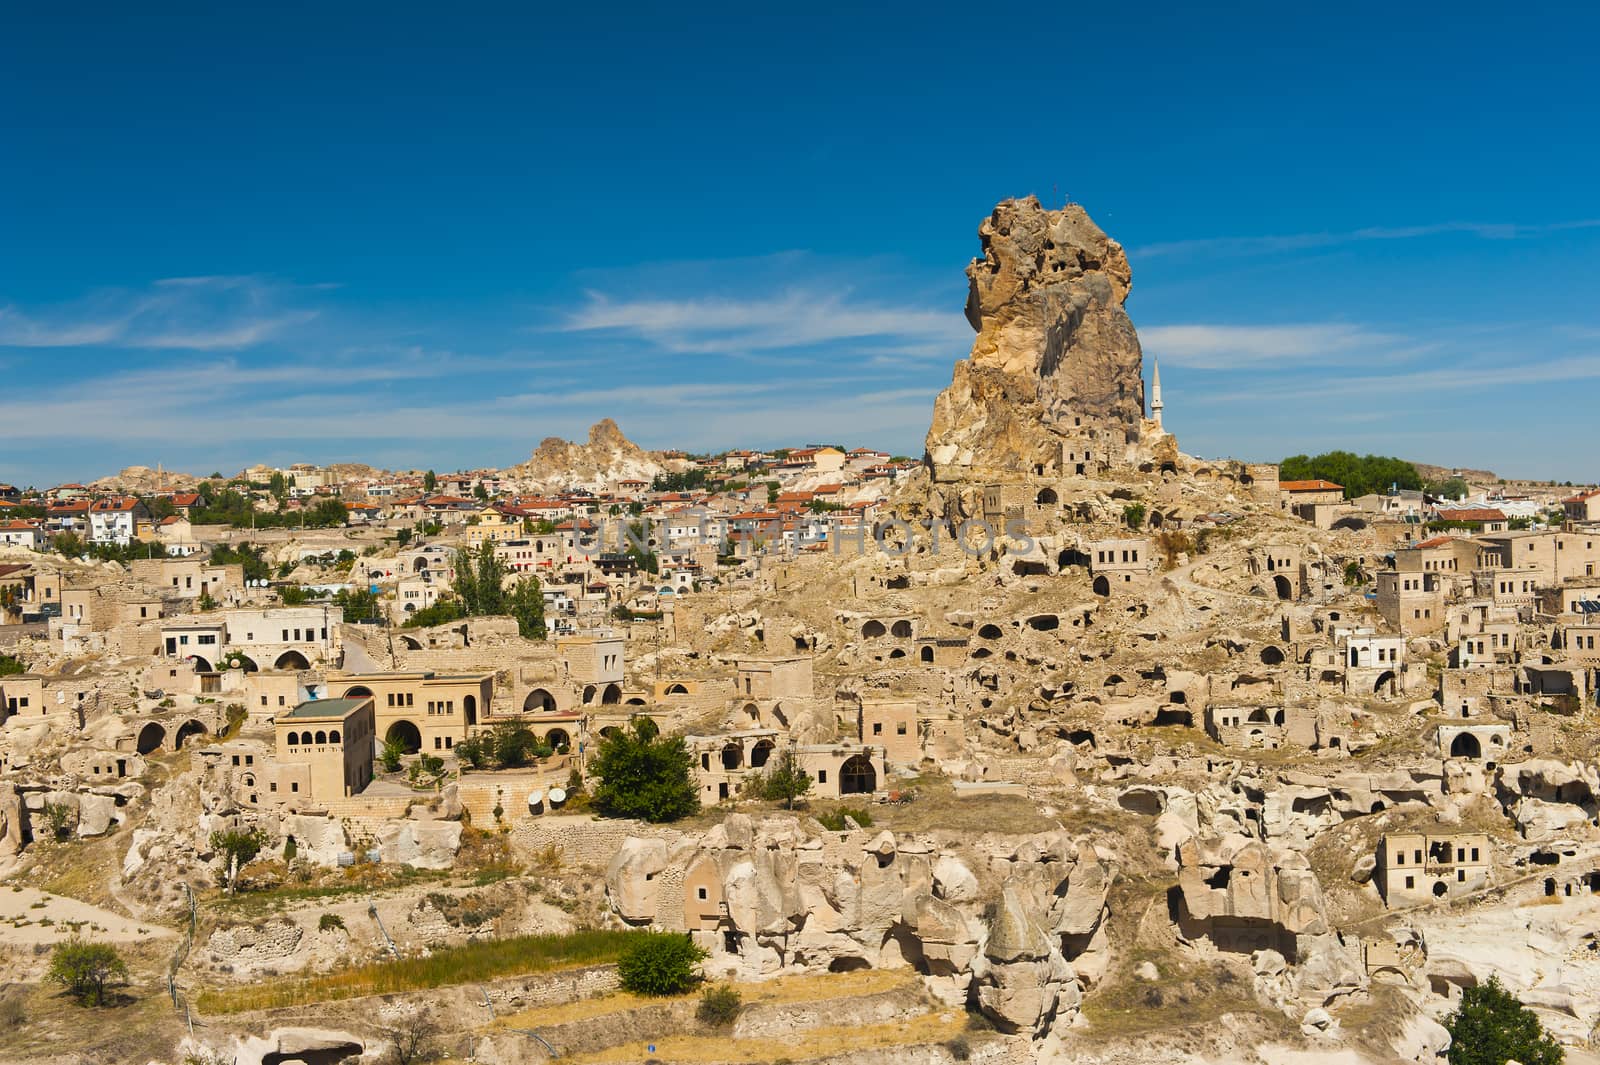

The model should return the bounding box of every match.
[1413,535,1459,549]
[1279,479,1343,492]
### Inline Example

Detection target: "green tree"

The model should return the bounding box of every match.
[396,527,413,547]
[210,543,270,582]
[486,721,539,768]
[423,470,437,492]
[765,481,780,505]
[380,737,407,772]
[268,471,289,505]
[616,932,707,996]
[307,498,348,528]
[1427,476,1470,501]
[509,575,547,639]
[279,584,311,605]
[402,598,467,629]
[1278,451,1422,499]
[54,531,86,557]
[473,482,489,503]
[590,718,699,823]
[334,586,381,623]
[1444,976,1563,1065]
[758,747,812,809]
[452,541,508,615]
[0,653,26,677]
[1343,560,1365,586]
[47,938,128,1006]
[1122,503,1146,530]
[209,827,272,892]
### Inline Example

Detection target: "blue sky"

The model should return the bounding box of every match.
[3,3,1598,485]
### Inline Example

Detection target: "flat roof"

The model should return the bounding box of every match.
[281,696,370,720]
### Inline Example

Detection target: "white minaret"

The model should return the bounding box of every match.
[1150,358,1164,431]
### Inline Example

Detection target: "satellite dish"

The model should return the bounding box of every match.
[548,787,567,805]
[527,790,544,808]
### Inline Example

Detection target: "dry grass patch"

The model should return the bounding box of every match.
[194,928,644,1014]
[493,967,914,1032]
[564,1009,967,1064]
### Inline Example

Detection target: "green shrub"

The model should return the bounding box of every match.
[696,984,743,1027]
[817,806,873,831]
[945,1036,972,1061]
[318,913,345,932]
[616,932,706,996]
[1444,976,1563,1065]
[47,938,127,1006]
[590,718,699,823]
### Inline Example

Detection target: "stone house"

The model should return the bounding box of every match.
[328,670,493,754]
[265,696,376,807]
[88,496,149,545]
[1562,488,1600,524]
[1375,833,1492,907]
[1375,570,1445,635]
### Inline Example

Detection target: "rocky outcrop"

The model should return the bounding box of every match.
[511,419,665,491]
[602,816,1111,1036]
[924,197,1170,486]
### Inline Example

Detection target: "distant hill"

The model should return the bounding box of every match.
[1413,461,1498,484]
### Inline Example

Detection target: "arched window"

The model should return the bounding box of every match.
[329,730,341,744]
[314,730,327,744]
[286,731,299,745]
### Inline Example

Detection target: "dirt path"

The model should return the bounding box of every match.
[0,887,176,945]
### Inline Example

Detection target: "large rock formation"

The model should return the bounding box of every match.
[511,418,667,491]
[925,196,1169,484]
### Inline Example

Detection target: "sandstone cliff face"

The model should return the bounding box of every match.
[925,196,1156,483]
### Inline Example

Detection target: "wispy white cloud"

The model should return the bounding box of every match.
[1136,219,1600,259]
[0,275,321,351]
[1189,353,1600,406]
[563,289,968,357]
[1139,322,1420,369]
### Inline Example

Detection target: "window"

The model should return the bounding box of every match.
[1405,876,1415,889]
[698,887,708,900]
[291,782,299,793]
[270,782,277,792]
[872,722,882,735]
[897,721,908,735]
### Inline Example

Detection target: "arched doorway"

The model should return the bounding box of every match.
[920,646,934,663]
[343,685,374,698]
[275,650,311,670]
[665,683,688,695]
[1260,646,1285,666]
[135,722,165,755]
[721,743,743,771]
[1374,670,1397,695]
[743,702,760,723]
[862,620,886,639]
[751,739,775,768]
[601,683,622,705]
[1093,576,1111,597]
[545,728,571,752]
[187,655,213,673]
[174,720,207,749]
[400,635,423,650]
[524,688,556,712]
[386,720,422,754]
[891,619,913,638]
[1273,575,1292,601]
[839,755,877,795]
[463,694,477,725]
[1450,733,1481,759]
[582,685,597,705]
[1036,487,1058,506]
